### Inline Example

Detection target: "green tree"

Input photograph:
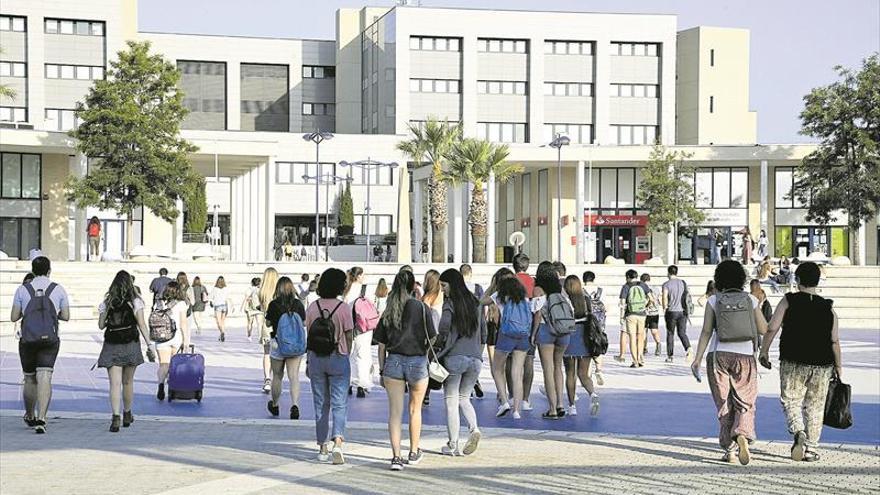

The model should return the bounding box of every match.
[637,144,705,258]
[184,178,208,235]
[339,179,354,230]
[444,138,522,263]
[793,53,880,265]
[66,41,199,255]
[397,117,461,263]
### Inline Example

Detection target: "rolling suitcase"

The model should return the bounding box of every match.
[167,345,204,402]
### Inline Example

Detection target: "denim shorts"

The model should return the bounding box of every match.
[536,323,571,347]
[443,354,482,376]
[382,353,428,384]
[495,332,531,353]
[213,304,228,315]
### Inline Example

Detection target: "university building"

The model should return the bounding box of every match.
[0,1,876,265]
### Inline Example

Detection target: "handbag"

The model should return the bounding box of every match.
[823,371,853,429]
[422,303,449,385]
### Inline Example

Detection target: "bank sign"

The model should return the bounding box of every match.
[584,214,648,227]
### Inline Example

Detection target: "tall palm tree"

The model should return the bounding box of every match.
[396,117,460,263]
[445,138,523,263]
[0,49,16,100]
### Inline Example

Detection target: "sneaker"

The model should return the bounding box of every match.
[567,405,578,416]
[462,430,481,455]
[521,400,533,411]
[317,445,330,463]
[614,355,626,363]
[721,451,738,463]
[348,386,353,396]
[512,411,522,419]
[267,400,280,417]
[441,442,461,456]
[23,415,36,428]
[390,456,405,471]
[262,379,271,394]
[685,348,695,365]
[556,407,566,418]
[247,336,253,343]
[594,372,605,387]
[736,435,751,465]
[590,395,600,417]
[157,383,165,401]
[630,363,638,368]
[423,395,430,407]
[356,387,366,399]
[122,411,134,427]
[406,449,423,465]
[665,356,674,364]
[290,405,300,420]
[496,402,511,417]
[331,445,345,465]
[473,382,484,399]
[34,419,46,434]
[791,430,807,461]
[803,450,821,462]
[638,362,645,368]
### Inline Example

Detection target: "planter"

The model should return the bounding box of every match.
[338,225,354,237]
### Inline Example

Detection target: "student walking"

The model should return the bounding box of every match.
[258,268,280,393]
[243,277,262,342]
[641,273,663,357]
[148,268,172,307]
[211,276,231,342]
[759,262,842,462]
[582,271,606,386]
[191,277,208,335]
[265,277,307,420]
[374,278,389,315]
[97,270,153,432]
[511,254,537,411]
[662,265,694,364]
[532,262,570,419]
[151,281,191,401]
[177,272,196,335]
[87,216,102,260]
[345,267,378,398]
[304,268,354,464]
[373,270,436,471]
[619,269,653,367]
[691,260,768,465]
[11,256,70,434]
[421,269,444,407]
[437,269,486,456]
[562,275,600,417]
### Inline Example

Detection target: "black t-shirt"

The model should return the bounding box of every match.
[265,298,307,339]
[373,298,436,356]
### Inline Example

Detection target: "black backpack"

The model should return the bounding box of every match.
[582,298,609,358]
[308,301,343,356]
[105,302,139,344]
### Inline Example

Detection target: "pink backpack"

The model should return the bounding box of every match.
[353,296,379,334]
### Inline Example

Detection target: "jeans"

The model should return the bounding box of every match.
[664,311,690,357]
[307,351,350,445]
[349,330,374,390]
[442,355,481,446]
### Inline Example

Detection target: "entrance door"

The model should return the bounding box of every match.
[598,227,615,262]
[617,227,634,263]
[595,227,634,263]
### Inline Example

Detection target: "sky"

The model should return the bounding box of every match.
[139,0,880,144]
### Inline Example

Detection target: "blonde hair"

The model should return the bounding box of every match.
[422,269,442,307]
[258,267,280,311]
[758,261,772,280]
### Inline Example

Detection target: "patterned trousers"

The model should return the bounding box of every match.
[707,352,758,450]
[779,360,833,449]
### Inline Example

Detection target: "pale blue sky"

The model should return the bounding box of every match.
[139,0,879,143]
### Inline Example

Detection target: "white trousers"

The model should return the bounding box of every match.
[349,330,374,390]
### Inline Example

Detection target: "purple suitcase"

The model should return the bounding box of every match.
[167,345,204,402]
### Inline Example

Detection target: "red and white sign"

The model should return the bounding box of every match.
[584,214,648,227]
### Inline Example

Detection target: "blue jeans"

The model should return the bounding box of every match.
[442,355,481,445]
[307,351,350,445]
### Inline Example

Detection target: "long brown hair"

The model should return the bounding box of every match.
[422,269,442,307]
[375,278,389,298]
[564,275,588,319]
[273,276,298,312]
[105,270,139,308]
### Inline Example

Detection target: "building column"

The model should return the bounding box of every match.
[266,157,276,262]
[452,185,465,263]
[575,161,584,264]
[70,153,88,261]
[233,174,245,261]
[760,160,769,232]
[253,164,266,261]
[486,171,496,263]
[413,179,424,262]
[395,165,412,263]
[466,182,473,263]
[858,220,867,265]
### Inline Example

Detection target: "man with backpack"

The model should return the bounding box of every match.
[662,265,695,364]
[148,268,172,307]
[10,256,70,434]
[618,269,653,367]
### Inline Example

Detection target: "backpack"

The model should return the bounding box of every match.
[499,299,531,339]
[149,301,178,343]
[275,310,307,357]
[308,301,343,356]
[682,281,695,316]
[20,283,60,345]
[104,301,139,344]
[715,290,757,347]
[587,287,607,328]
[626,284,648,314]
[88,223,100,237]
[583,298,609,357]
[542,293,576,336]
[353,296,380,334]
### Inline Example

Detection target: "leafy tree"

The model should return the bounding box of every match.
[793,53,880,264]
[66,41,199,255]
[184,178,208,235]
[444,138,522,263]
[397,117,461,263]
[637,144,705,253]
[339,179,354,229]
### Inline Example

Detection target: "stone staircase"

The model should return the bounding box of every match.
[2,259,878,330]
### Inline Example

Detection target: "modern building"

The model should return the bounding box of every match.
[0,1,876,265]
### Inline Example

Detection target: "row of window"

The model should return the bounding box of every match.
[543,124,593,145]
[0,16,25,32]
[353,214,393,236]
[1,152,41,200]
[544,82,593,97]
[478,38,528,54]
[302,103,335,116]
[607,125,658,145]
[611,42,659,57]
[45,64,105,81]
[409,36,461,52]
[45,108,80,131]
[544,41,593,56]
[693,168,749,209]
[476,122,528,144]
[477,80,527,95]
[302,65,335,79]
[0,107,27,122]
[775,167,807,208]
[409,79,461,94]
[0,62,26,78]
[276,162,394,186]
[610,83,659,98]
[45,19,104,36]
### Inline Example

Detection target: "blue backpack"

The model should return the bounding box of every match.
[500,299,532,339]
[275,311,307,358]
[21,283,60,345]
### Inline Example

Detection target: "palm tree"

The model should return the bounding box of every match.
[445,138,523,263]
[0,49,16,100]
[396,117,460,263]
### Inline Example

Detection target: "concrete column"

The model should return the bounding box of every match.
[452,185,465,263]
[466,182,473,263]
[760,160,769,231]
[575,161,584,264]
[70,154,88,261]
[460,35,478,138]
[245,167,256,260]
[528,35,545,144]
[413,179,423,262]
[395,166,412,263]
[234,175,245,261]
[266,157,276,262]
[858,220,867,265]
[593,38,611,146]
[486,171,496,263]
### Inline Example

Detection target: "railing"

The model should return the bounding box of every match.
[183,232,230,245]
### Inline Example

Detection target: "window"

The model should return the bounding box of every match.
[610,84,659,98]
[45,109,80,131]
[710,49,715,67]
[1,153,40,199]
[349,165,394,186]
[1,16,26,32]
[710,96,715,113]
[276,162,335,184]
[587,167,641,214]
[544,40,593,55]
[542,124,592,144]
[410,78,461,93]
[353,214,393,236]
[409,36,462,52]
[477,80,527,95]
[44,64,104,80]
[612,42,660,57]
[302,102,335,116]
[693,167,749,208]
[45,18,104,36]
[0,107,27,122]
[608,125,659,145]
[0,62,26,77]
[476,122,528,143]
[774,167,807,208]
[302,65,335,78]
[478,38,527,53]
[543,82,592,97]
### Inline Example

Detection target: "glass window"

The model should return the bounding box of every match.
[515,41,527,53]
[581,83,591,96]
[61,110,76,130]
[618,169,635,208]
[21,155,40,199]
[61,65,74,79]
[277,163,291,183]
[543,83,553,96]
[600,169,617,207]
[515,82,525,94]
[544,41,554,54]
[645,126,657,144]
[713,168,731,208]
[93,66,104,79]
[633,85,646,97]
[775,168,793,207]
[476,123,487,140]
[422,38,434,50]
[502,81,514,94]
[43,64,57,78]
[410,79,420,92]
[695,170,712,207]
[501,123,514,143]
[75,66,90,79]
[619,126,632,145]
[76,21,89,35]
[634,43,646,56]
[91,22,103,36]
[478,39,488,52]
[515,124,527,143]
[0,63,9,77]
[448,80,459,93]
[302,66,312,78]
[45,109,59,130]
[435,38,447,51]
[488,123,500,141]
[435,80,447,93]
[60,20,74,34]
[502,40,514,52]
[409,37,420,50]
[302,103,313,115]
[646,44,658,56]
[420,79,432,92]
[489,40,500,52]
[11,17,25,31]
[488,81,500,94]
[2,153,22,197]
[730,168,748,208]
[448,39,460,51]
[313,67,324,79]
[646,85,657,97]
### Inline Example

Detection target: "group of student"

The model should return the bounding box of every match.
[9,253,844,469]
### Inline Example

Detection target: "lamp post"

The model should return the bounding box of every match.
[549,133,571,262]
[302,173,352,262]
[303,131,334,260]
[340,158,399,262]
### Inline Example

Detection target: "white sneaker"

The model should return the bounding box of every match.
[521,400,533,411]
[512,411,522,419]
[317,444,330,462]
[441,442,461,456]
[331,445,345,465]
[590,395,600,417]
[567,405,578,416]
[496,402,511,417]
[463,430,481,455]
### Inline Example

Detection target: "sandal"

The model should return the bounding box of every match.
[541,410,559,420]
[803,450,820,462]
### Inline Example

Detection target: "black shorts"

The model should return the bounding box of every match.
[646,315,660,329]
[19,340,61,374]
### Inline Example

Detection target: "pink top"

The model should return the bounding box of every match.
[305,298,353,355]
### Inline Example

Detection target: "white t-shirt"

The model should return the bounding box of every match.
[707,293,759,355]
[211,286,229,307]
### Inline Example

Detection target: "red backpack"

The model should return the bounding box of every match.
[352,295,379,334]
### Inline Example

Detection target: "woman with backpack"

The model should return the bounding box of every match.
[87,216,101,260]
[582,271,606,386]
[152,281,190,401]
[373,270,436,471]
[532,262,571,420]
[97,270,153,431]
[691,259,768,465]
[191,277,208,335]
[264,276,307,420]
[436,269,486,456]
[345,267,376,398]
[304,268,354,465]
[258,268,280,393]
[562,275,600,417]
[486,269,530,419]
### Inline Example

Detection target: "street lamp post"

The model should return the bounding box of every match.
[302,173,352,262]
[303,131,334,260]
[340,158,399,262]
[549,134,571,262]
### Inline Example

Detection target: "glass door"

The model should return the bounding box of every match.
[617,228,634,263]
[598,227,615,262]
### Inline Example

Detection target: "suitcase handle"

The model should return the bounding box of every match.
[177,344,196,354]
